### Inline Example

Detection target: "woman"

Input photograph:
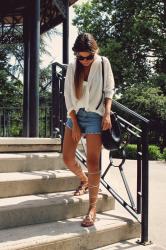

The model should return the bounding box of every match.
[63,33,115,227]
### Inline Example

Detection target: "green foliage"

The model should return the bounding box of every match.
[163,148,166,161]
[119,85,166,121]
[73,1,113,42]
[73,0,166,91]
[0,48,22,136]
[110,145,135,159]
[151,73,166,95]
[0,47,23,107]
[125,144,137,159]
[0,27,58,136]
[111,144,163,160]
[148,145,163,160]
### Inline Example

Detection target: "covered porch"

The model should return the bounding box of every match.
[0,0,78,137]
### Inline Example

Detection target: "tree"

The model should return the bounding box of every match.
[119,84,166,149]
[0,27,58,136]
[73,0,166,92]
[0,27,58,106]
[120,85,166,121]
[0,47,23,107]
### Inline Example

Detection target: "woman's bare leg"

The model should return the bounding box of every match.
[81,134,102,227]
[63,127,88,194]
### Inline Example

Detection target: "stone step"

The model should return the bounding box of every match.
[0,152,65,173]
[0,137,61,152]
[0,170,81,198]
[0,190,115,230]
[0,210,140,250]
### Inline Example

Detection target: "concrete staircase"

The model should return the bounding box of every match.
[0,138,140,249]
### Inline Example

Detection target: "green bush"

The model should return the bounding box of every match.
[162,148,166,161]
[110,144,137,159]
[148,145,162,160]
[125,144,137,159]
[110,144,162,160]
[112,144,137,159]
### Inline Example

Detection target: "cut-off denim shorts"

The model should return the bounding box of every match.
[66,108,102,135]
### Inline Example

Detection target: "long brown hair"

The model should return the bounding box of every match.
[72,33,99,99]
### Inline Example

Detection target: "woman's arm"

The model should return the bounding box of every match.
[104,97,112,115]
[69,110,81,142]
[64,63,75,115]
[101,57,115,130]
[64,63,81,142]
[102,98,112,130]
[104,57,115,100]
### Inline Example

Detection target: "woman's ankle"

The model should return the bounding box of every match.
[88,206,96,215]
[80,174,88,183]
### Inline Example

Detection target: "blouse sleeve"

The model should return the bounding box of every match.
[103,57,115,99]
[64,63,75,115]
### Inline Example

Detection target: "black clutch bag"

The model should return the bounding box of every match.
[101,112,121,151]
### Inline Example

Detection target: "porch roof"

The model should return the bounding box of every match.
[0,0,79,33]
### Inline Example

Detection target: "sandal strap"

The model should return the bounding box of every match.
[88,171,101,175]
[89,184,99,188]
[85,213,95,221]
[81,212,96,227]
[78,182,88,189]
[74,162,88,182]
[74,181,88,195]
[90,195,98,199]
[90,201,97,207]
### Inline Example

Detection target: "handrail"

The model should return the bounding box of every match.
[112,99,150,245]
[113,100,149,124]
[51,61,150,245]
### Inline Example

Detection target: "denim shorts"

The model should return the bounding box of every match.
[66,108,102,134]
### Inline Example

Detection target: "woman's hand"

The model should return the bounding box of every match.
[69,110,81,142]
[72,122,81,142]
[102,113,112,131]
[102,98,112,130]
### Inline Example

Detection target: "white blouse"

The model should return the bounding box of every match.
[64,55,115,117]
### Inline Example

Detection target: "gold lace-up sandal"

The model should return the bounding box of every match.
[73,162,88,196]
[81,171,101,227]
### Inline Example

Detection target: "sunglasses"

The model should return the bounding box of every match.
[77,54,94,61]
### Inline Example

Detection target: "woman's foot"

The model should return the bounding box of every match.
[81,207,96,227]
[74,181,88,196]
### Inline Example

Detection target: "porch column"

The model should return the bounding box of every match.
[23,9,30,137]
[63,0,69,64]
[29,0,40,137]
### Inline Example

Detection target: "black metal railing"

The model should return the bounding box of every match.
[51,62,67,142]
[39,104,52,137]
[0,105,52,137]
[103,100,150,245]
[51,61,150,245]
[0,107,23,137]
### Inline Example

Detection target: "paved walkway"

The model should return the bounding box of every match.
[96,239,166,250]
[100,150,166,249]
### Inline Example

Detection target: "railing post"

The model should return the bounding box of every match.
[140,121,151,245]
[3,108,6,137]
[52,63,60,137]
[45,105,47,137]
[137,141,142,214]
[60,67,67,143]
